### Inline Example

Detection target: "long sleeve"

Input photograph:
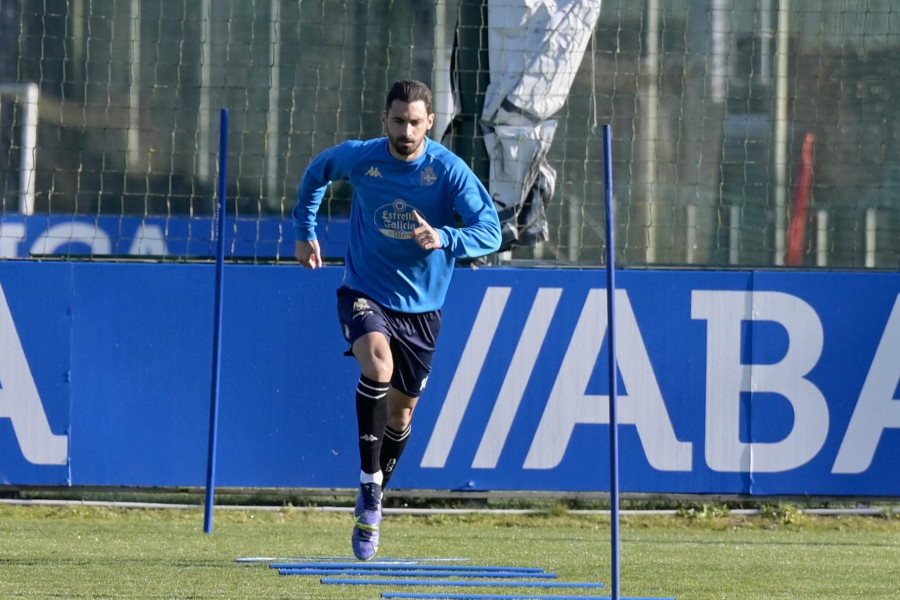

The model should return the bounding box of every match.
[438,167,501,259]
[292,141,359,241]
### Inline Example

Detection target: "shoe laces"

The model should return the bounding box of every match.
[360,483,381,511]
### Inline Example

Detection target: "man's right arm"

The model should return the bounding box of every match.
[292,154,334,243]
[293,140,359,239]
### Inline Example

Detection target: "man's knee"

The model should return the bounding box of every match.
[353,333,393,381]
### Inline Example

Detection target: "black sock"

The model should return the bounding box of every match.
[380,424,411,489]
[356,375,390,475]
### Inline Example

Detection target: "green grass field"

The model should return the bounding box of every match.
[1,503,898,599]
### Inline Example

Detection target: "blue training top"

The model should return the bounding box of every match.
[293,137,501,313]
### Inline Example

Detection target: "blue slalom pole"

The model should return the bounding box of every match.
[204,108,229,534]
[602,124,620,600]
[270,563,543,572]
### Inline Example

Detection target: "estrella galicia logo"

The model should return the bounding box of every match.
[375,199,418,239]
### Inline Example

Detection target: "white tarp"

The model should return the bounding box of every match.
[481,0,602,250]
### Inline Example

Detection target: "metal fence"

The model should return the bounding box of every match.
[0,0,898,268]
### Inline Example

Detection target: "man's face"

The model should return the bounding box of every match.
[383,99,434,161]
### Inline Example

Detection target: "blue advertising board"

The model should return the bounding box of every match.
[0,261,898,495]
[0,213,348,260]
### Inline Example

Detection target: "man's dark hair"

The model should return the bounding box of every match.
[385,80,433,114]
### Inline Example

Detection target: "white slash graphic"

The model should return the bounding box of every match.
[421,287,511,467]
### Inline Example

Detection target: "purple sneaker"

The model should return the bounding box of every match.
[351,482,382,561]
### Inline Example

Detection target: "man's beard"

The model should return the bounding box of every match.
[390,135,420,157]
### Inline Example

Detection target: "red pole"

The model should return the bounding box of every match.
[785,132,815,265]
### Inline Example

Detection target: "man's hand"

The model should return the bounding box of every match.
[295,240,323,269]
[413,210,443,251]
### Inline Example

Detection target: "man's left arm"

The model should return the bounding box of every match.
[436,175,502,259]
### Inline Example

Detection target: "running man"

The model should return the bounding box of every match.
[293,80,501,560]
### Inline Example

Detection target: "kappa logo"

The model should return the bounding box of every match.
[365,166,382,178]
[360,434,379,442]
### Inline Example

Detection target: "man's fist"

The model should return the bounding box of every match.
[295,240,323,269]
[412,210,442,251]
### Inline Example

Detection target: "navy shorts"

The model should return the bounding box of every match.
[337,286,442,398]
